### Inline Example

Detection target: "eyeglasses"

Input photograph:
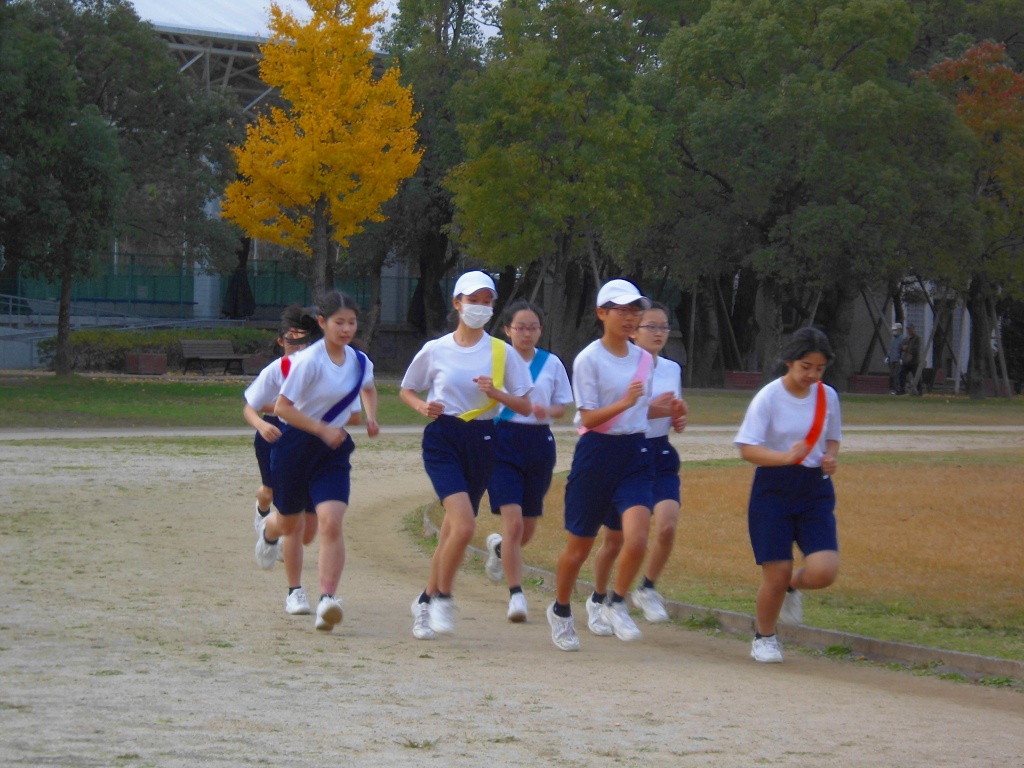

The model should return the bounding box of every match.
[603,305,643,317]
[638,325,671,333]
[509,324,541,332]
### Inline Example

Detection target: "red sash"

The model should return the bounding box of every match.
[578,349,653,435]
[793,381,826,464]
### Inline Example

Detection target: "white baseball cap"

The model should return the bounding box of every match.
[452,270,497,298]
[891,322,903,331]
[596,279,651,309]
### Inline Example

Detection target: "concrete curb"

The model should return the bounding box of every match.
[419,505,1022,682]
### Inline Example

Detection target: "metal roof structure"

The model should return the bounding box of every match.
[130,1,385,118]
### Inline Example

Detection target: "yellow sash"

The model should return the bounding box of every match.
[459,337,506,421]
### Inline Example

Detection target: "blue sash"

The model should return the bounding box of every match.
[496,348,549,422]
[322,349,368,424]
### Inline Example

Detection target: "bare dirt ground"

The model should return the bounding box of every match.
[1,427,1022,768]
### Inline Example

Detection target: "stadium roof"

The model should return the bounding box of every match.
[130,1,386,118]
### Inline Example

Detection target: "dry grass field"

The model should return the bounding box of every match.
[458,449,1024,662]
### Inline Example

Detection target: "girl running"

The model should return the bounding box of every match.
[400,271,533,640]
[483,300,574,623]
[254,291,379,633]
[734,326,842,663]
[546,279,678,652]
[243,305,322,605]
[589,302,687,629]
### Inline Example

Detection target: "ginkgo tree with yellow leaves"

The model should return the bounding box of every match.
[221,0,422,297]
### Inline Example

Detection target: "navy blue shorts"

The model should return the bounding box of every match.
[253,415,283,486]
[487,422,557,518]
[564,431,654,538]
[271,425,354,516]
[748,464,838,564]
[648,435,681,505]
[422,415,496,515]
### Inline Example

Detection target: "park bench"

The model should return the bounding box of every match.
[179,339,246,375]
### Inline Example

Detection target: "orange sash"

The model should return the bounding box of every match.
[793,381,827,464]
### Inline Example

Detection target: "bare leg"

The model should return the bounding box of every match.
[755,560,793,635]
[592,529,623,595]
[316,500,347,597]
[499,505,525,587]
[643,499,680,583]
[612,506,652,598]
[555,534,597,605]
[791,550,839,590]
[427,492,475,596]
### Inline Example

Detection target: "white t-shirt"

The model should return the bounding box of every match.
[243,357,290,410]
[401,333,533,419]
[279,340,374,428]
[572,339,653,435]
[734,378,842,468]
[646,355,683,439]
[500,349,573,426]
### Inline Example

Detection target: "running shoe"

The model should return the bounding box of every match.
[285,587,311,615]
[484,533,504,581]
[585,597,613,637]
[429,596,456,634]
[546,603,580,652]
[507,592,528,623]
[314,595,343,632]
[631,586,670,623]
[779,589,803,625]
[751,635,783,663]
[411,597,435,640]
[254,519,280,570]
[606,600,642,641]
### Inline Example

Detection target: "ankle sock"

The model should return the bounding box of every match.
[288,586,302,594]
[590,591,606,604]
[641,576,655,590]
[553,602,571,618]
[494,541,502,559]
[610,592,625,604]
[418,591,431,604]
[509,586,523,596]
[755,632,776,640]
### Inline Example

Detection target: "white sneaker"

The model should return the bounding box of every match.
[751,635,783,663]
[285,588,311,615]
[314,595,343,631]
[411,598,435,640]
[254,519,280,570]
[253,500,267,531]
[429,596,456,634]
[546,603,580,652]
[606,600,642,641]
[586,597,613,637]
[631,586,669,623]
[507,592,528,622]
[484,533,504,581]
[779,589,803,625]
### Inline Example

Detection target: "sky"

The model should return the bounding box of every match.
[129,0,397,39]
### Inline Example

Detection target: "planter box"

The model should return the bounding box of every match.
[847,374,890,394]
[723,370,762,390]
[125,352,167,376]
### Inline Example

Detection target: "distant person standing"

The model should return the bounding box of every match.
[899,323,921,395]
[886,322,904,395]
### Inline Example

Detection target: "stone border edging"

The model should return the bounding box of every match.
[419,504,1023,682]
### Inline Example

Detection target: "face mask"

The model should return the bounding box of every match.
[460,304,493,329]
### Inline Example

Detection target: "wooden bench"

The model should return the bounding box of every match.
[179,339,247,375]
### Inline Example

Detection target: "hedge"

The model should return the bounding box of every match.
[37,329,280,372]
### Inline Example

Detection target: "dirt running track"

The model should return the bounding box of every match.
[0,427,1022,767]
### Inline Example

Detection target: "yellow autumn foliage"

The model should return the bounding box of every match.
[221,0,421,256]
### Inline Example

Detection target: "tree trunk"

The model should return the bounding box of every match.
[542,251,595,362]
[688,278,720,387]
[310,196,331,300]
[823,282,858,392]
[361,249,385,350]
[754,277,784,380]
[54,262,74,376]
[966,280,989,400]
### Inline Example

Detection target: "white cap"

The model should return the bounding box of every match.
[452,270,496,298]
[596,279,651,309]
[891,322,903,331]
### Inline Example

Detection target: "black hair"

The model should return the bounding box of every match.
[503,299,544,327]
[641,301,670,319]
[279,303,322,343]
[316,290,359,319]
[779,327,835,366]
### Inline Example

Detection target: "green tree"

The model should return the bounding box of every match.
[372,0,485,337]
[645,0,978,386]
[447,0,658,357]
[222,0,423,298]
[926,42,1024,397]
